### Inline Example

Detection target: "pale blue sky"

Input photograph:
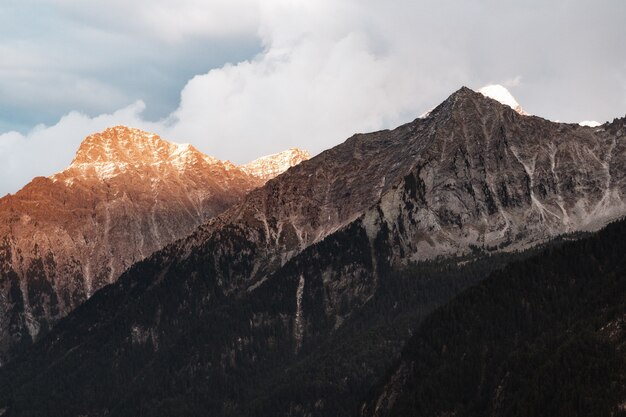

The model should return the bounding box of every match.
[0,1,261,132]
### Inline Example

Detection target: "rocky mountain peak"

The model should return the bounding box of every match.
[421,86,527,123]
[66,126,224,180]
[241,147,311,182]
[72,126,167,163]
[67,126,307,183]
[422,87,486,118]
[0,125,306,363]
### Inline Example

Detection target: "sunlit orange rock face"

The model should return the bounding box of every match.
[241,148,311,182]
[0,126,308,363]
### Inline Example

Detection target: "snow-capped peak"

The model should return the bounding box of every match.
[60,126,220,181]
[53,126,309,184]
[241,148,310,182]
[479,85,528,115]
[579,120,602,127]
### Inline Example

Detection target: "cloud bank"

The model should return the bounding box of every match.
[1,0,625,195]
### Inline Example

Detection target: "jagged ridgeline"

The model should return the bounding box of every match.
[0,126,308,365]
[0,87,625,416]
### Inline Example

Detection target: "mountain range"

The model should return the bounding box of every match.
[0,86,624,416]
[0,126,308,364]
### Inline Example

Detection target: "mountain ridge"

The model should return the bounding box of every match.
[0,87,625,415]
[0,125,308,364]
[241,147,311,182]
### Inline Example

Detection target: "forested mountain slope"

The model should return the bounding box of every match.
[361,218,626,417]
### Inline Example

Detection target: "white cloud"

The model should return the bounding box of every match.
[0,0,262,131]
[35,0,261,41]
[2,0,626,195]
[151,0,471,159]
[502,76,523,88]
[0,102,151,195]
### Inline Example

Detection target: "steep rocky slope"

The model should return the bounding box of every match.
[159,86,626,295]
[360,218,626,417]
[0,88,625,416]
[0,126,307,364]
[363,87,625,262]
[181,85,626,292]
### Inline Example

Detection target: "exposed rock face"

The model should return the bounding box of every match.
[0,88,625,416]
[365,87,625,263]
[241,148,311,182]
[0,126,307,364]
[176,86,626,293]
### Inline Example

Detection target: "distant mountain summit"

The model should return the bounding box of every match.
[241,148,311,182]
[0,126,308,364]
[64,126,227,179]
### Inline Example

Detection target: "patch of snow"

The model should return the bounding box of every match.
[579,120,601,127]
[479,84,528,115]
[169,143,198,171]
[241,148,310,182]
[419,108,433,119]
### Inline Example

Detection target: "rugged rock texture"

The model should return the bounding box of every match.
[364,87,626,263]
[0,126,307,364]
[0,88,625,416]
[181,85,626,294]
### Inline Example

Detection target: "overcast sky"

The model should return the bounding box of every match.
[1,0,625,195]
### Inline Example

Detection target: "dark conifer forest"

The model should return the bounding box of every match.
[361,219,626,417]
